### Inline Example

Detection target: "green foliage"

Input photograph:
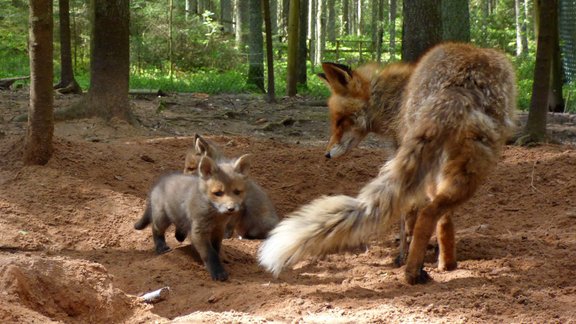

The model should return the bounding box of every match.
[564,83,576,113]
[131,4,242,73]
[513,55,536,111]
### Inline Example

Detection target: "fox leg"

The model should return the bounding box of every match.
[152,226,171,254]
[405,170,479,284]
[191,229,228,281]
[395,208,418,267]
[436,212,457,271]
[151,211,171,254]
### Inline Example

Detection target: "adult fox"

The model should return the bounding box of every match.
[259,43,517,284]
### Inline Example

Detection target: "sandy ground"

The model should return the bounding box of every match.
[1,89,576,323]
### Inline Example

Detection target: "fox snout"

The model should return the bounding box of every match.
[213,202,241,214]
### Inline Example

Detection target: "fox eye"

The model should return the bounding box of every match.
[233,189,242,195]
[213,191,224,197]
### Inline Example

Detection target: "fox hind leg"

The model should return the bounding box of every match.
[152,211,171,254]
[405,172,480,284]
[395,208,418,267]
[436,212,457,271]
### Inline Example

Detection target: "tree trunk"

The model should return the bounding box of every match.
[308,0,316,71]
[270,0,278,35]
[549,0,564,113]
[221,0,233,34]
[25,0,54,165]
[279,0,290,36]
[168,0,174,79]
[84,0,132,122]
[371,0,378,58]
[55,0,81,94]
[524,0,557,143]
[327,0,336,42]
[356,0,362,36]
[314,0,326,68]
[247,0,265,92]
[401,0,442,63]
[262,0,276,103]
[235,0,249,50]
[442,0,470,42]
[375,0,384,62]
[286,0,299,96]
[389,0,397,61]
[343,0,350,35]
[297,0,308,86]
[515,0,524,56]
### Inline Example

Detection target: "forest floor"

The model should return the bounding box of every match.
[1,88,576,323]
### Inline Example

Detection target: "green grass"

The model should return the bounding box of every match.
[1,50,573,111]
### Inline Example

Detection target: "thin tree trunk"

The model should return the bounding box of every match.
[314,0,325,68]
[270,0,278,35]
[308,0,316,71]
[389,0,397,61]
[262,0,276,103]
[515,0,523,56]
[247,0,264,92]
[168,0,174,79]
[55,0,81,94]
[343,0,350,35]
[297,0,308,86]
[280,0,290,36]
[327,0,336,42]
[524,0,557,143]
[221,0,233,34]
[25,0,54,165]
[235,0,249,50]
[375,0,384,62]
[286,0,299,96]
[356,0,362,36]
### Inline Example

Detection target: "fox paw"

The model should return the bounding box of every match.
[438,260,457,271]
[155,245,171,255]
[394,254,406,267]
[405,267,432,285]
[175,229,188,242]
[210,270,229,281]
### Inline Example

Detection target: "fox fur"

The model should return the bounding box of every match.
[135,154,250,281]
[184,134,279,239]
[259,43,517,284]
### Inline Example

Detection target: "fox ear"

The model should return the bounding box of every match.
[233,154,251,176]
[183,150,199,174]
[198,156,218,179]
[194,134,209,155]
[321,62,353,94]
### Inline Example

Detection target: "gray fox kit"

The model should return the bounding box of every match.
[184,134,279,239]
[135,154,251,281]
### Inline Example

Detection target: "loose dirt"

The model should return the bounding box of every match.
[1,89,575,323]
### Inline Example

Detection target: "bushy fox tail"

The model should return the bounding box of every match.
[134,203,152,230]
[258,137,438,277]
[259,87,508,277]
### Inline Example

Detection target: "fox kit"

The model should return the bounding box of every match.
[183,134,279,240]
[135,154,251,281]
[259,43,517,284]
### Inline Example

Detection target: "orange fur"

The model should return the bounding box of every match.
[260,43,517,284]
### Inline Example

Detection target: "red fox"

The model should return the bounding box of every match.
[184,134,279,239]
[259,43,517,284]
[135,154,250,281]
